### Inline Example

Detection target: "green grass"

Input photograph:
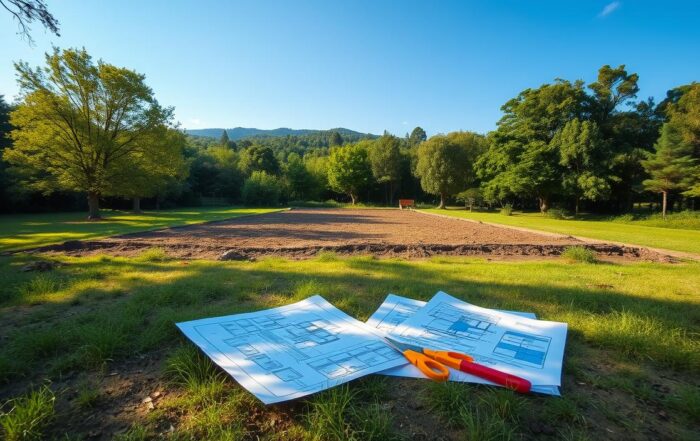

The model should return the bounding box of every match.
[0,207,281,252]
[561,246,598,263]
[0,385,55,441]
[0,254,698,439]
[423,208,700,255]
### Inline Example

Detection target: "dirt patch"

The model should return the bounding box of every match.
[31,209,673,262]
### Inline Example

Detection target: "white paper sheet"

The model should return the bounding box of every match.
[366,294,537,380]
[176,295,407,404]
[388,292,566,395]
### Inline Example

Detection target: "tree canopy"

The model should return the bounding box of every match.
[327,142,372,204]
[4,48,179,218]
[416,131,485,209]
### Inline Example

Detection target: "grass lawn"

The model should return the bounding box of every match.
[424,208,700,255]
[0,252,698,440]
[0,207,281,252]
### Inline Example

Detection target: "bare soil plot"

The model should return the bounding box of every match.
[38,209,671,261]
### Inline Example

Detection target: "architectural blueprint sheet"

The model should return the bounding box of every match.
[176,295,406,404]
[377,293,566,395]
[366,294,536,379]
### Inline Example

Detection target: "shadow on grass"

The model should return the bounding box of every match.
[0,255,698,391]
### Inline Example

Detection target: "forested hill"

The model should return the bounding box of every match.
[186,127,375,140]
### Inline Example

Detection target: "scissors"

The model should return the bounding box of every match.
[384,336,532,393]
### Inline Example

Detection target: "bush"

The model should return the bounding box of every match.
[561,246,597,263]
[242,171,282,206]
[500,204,513,216]
[544,208,571,220]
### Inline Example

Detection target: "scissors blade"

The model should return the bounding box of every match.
[384,336,424,354]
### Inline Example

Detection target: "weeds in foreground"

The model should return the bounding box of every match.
[136,247,170,262]
[305,383,398,441]
[113,424,149,441]
[0,385,56,441]
[561,246,597,263]
[426,383,524,439]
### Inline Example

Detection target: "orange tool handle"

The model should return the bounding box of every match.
[403,350,450,382]
[425,349,531,393]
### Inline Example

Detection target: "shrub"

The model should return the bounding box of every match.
[500,204,513,216]
[0,385,55,441]
[561,246,597,263]
[242,171,281,206]
[136,247,169,262]
[544,208,571,220]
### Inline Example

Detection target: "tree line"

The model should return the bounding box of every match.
[0,48,698,218]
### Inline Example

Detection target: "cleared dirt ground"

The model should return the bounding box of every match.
[39,209,670,261]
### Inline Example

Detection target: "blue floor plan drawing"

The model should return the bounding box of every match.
[176,295,407,404]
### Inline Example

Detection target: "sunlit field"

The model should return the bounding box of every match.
[1,252,698,439]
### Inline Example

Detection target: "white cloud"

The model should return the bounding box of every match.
[401,121,408,125]
[599,1,621,18]
[188,118,202,127]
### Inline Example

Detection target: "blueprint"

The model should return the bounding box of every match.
[367,294,536,379]
[375,293,565,395]
[176,295,406,404]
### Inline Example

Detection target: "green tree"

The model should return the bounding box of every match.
[457,188,481,211]
[0,95,14,211]
[219,129,230,147]
[477,79,587,212]
[663,83,700,197]
[110,128,189,212]
[328,131,343,147]
[239,144,281,176]
[642,123,697,218]
[4,48,177,219]
[408,126,427,146]
[416,132,485,209]
[327,143,372,204]
[588,64,647,212]
[552,119,609,214]
[285,152,315,200]
[369,135,403,205]
[242,171,281,206]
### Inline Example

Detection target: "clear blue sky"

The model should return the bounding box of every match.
[1,1,699,136]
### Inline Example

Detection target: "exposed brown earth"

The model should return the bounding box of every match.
[34,208,673,262]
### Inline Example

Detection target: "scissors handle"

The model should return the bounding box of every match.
[403,350,450,382]
[425,349,532,394]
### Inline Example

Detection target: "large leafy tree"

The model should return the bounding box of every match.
[5,48,178,219]
[664,83,700,197]
[416,131,485,209]
[239,144,281,176]
[642,122,696,218]
[369,134,403,205]
[477,79,587,211]
[284,152,315,200]
[587,65,649,211]
[327,142,372,204]
[552,119,609,213]
[408,126,427,146]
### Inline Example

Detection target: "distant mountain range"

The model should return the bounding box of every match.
[185,127,375,140]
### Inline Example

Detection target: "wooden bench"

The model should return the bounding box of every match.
[398,199,415,210]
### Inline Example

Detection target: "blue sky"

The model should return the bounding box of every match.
[1,1,699,136]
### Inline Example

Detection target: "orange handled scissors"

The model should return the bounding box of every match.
[384,337,532,393]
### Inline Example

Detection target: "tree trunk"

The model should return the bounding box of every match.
[350,193,356,205]
[538,196,550,213]
[438,192,446,209]
[87,192,101,220]
[575,198,580,215]
[662,191,667,220]
[132,197,142,213]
